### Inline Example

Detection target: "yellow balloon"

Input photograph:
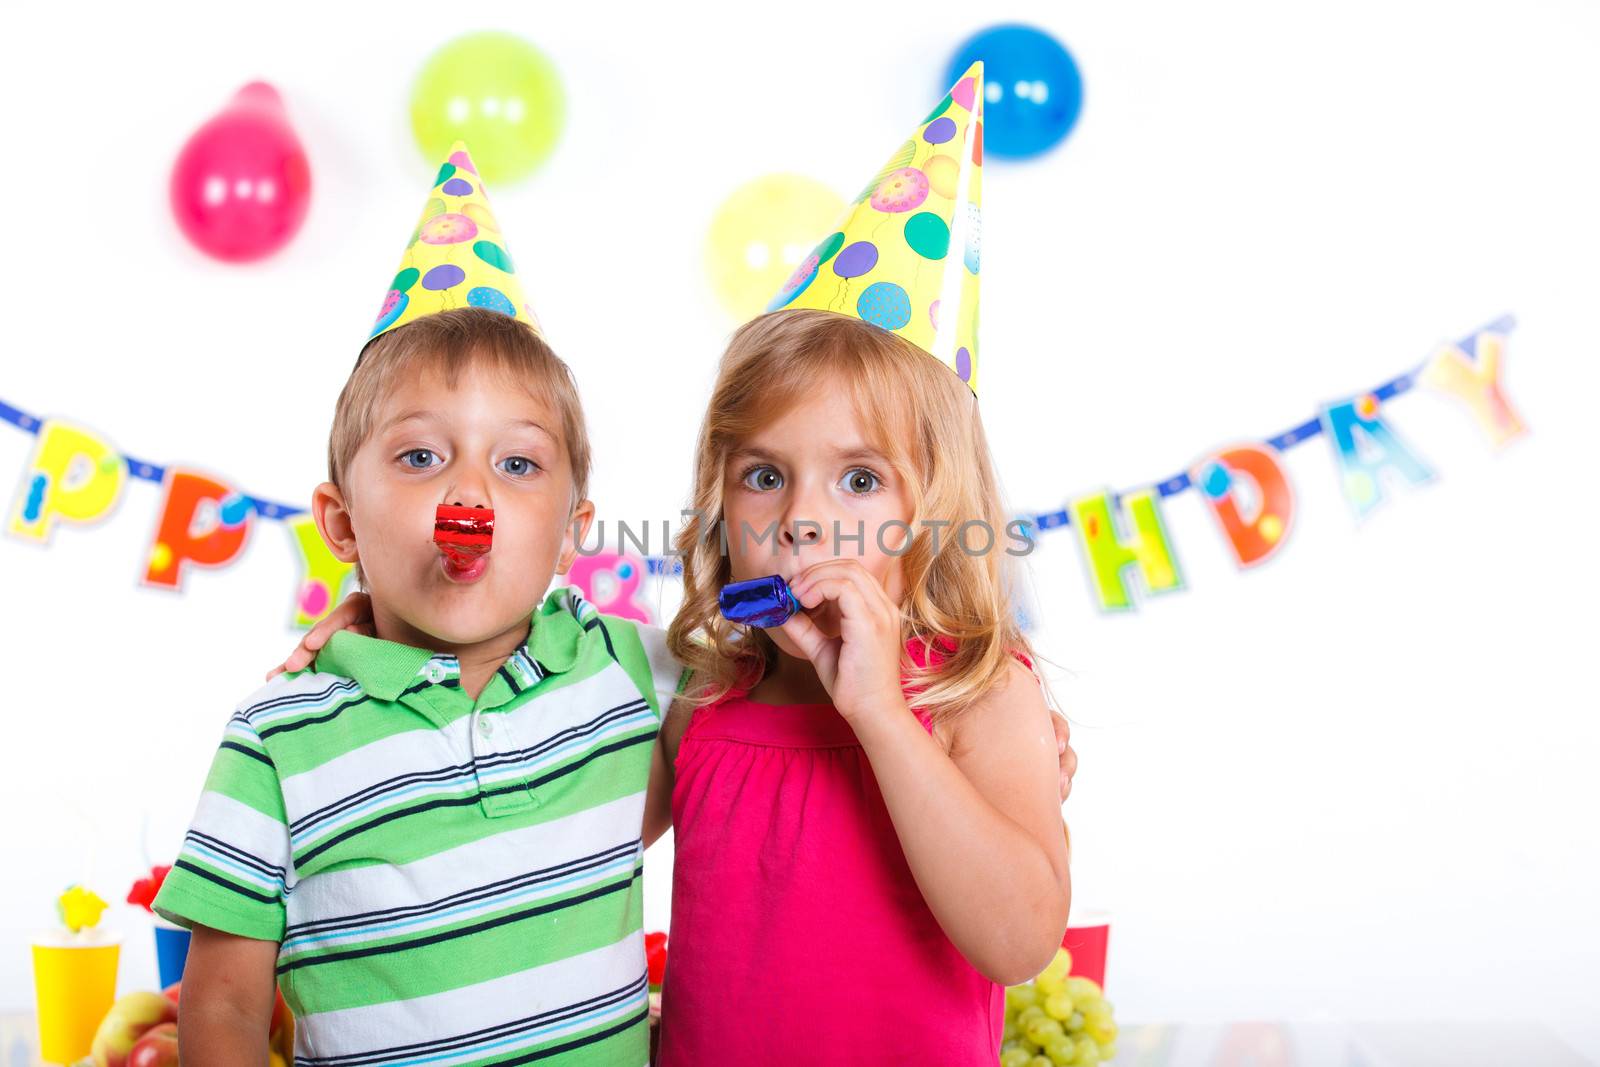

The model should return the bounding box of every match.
[705,175,844,320]
[924,154,960,200]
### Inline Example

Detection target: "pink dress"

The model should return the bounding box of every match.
[657,642,1024,1065]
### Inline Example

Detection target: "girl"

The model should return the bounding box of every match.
[648,307,1070,1064]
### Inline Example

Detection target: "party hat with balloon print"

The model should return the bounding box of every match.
[768,62,984,392]
[367,141,540,348]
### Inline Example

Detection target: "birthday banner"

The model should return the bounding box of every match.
[1,316,1524,624]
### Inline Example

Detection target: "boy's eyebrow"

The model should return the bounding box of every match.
[377,412,557,442]
[380,409,436,432]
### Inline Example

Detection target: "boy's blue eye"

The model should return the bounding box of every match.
[743,465,783,492]
[840,468,880,495]
[402,449,438,469]
[500,456,539,477]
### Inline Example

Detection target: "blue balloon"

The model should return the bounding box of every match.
[945,24,1083,159]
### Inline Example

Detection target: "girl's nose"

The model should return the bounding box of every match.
[777,516,823,548]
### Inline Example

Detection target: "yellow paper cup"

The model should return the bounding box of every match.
[31,931,121,1064]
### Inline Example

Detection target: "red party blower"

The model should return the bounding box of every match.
[434,505,494,566]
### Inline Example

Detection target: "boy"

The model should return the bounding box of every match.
[154,144,678,1066]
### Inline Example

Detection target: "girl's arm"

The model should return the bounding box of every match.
[643,695,693,846]
[856,660,1070,985]
[784,560,1070,986]
[268,593,373,679]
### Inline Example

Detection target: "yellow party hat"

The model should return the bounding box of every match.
[366,141,540,346]
[768,63,984,392]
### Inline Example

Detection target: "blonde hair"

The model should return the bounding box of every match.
[667,308,1044,727]
[329,307,591,506]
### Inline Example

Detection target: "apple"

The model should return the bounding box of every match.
[270,987,295,1061]
[90,992,178,1067]
[161,981,180,1007]
[127,1023,178,1067]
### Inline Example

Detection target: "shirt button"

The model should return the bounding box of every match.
[427,664,447,683]
[478,717,494,738]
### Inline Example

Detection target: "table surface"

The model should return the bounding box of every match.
[1,1015,1594,1066]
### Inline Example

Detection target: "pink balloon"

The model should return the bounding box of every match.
[170,82,311,262]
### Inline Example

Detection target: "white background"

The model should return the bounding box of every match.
[2,0,1598,1058]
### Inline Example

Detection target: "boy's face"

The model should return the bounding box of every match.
[721,380,911,657]
[317,359,592,649]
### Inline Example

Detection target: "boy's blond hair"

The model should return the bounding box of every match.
[329,307,591,507]
[667,308,1045,726]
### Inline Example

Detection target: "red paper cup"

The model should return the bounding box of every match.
[1061,907,1110,989]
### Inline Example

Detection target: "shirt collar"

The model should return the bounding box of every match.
[313,586,590,701]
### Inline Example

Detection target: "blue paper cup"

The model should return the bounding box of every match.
[153,919,191,988]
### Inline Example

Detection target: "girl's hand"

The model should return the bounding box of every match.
[1053,713,1078,802]
[780,559,906,723]
[266,592,374,680]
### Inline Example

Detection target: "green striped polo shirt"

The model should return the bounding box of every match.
[154,586,683,1067]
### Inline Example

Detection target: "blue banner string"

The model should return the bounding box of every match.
[1,314,1514,578]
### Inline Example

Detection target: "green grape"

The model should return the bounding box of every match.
[1035,969,1068,996]
[1039,950,1072,982]
[1017,1006,1048,1031]
[1064,976,1102,1001]
[1025,1016,1066,1046]
[1003,1019,1020,1042]
[1007,984,1042,1013]
[1000,1048,1033,1067]
[1044,1033,1077,1065]
[1099,1040,1117,1062]
[1029,1056,1054,1067]
[1071,1036,1100,1066]
[1043,991,1074,1021]
[1085,1015,1117,1045]
[1065,1011,1085,1033]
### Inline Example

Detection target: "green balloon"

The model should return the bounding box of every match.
[411,31,566,185]
[473,240,515,273]
[392,268,420,293]
[815,231,846,267]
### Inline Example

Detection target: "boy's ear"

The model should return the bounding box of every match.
[312,481,361,565]
[554,499,596,576]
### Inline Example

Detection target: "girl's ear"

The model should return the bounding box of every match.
[555,498,597,576]
[312,481,360,565]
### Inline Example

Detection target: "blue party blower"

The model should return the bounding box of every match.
[718,575,800,628]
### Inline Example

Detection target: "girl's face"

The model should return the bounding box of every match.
[721,379,913,653]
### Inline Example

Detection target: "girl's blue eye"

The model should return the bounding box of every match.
[840,467,880,495]
[402,449,438,469]
[500,456,539,477]
[743,465,783,491]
